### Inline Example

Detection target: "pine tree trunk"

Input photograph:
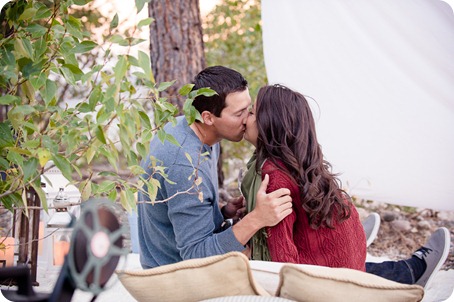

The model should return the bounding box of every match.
[148,0,206,110]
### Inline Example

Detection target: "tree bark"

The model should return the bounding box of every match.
[148,0,206,110]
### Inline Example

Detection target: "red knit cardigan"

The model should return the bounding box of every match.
[262,160,367,271]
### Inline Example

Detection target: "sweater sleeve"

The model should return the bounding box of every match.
[263,165,300,263]
[164,164,245,260]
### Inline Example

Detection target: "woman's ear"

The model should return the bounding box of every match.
[201,111,214,125]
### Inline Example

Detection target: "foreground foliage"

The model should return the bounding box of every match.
[0,0,209,212]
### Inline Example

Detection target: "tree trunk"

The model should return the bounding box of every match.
[148,0,206,110]
[148,0,225,188]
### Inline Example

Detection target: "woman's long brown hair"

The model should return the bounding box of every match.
[255,84,352,229]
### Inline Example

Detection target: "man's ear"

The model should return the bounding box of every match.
[201,111,214,125]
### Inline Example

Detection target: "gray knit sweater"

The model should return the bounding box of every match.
[137,116,245,268]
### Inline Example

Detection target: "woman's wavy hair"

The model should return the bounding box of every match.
[255,84,352,229]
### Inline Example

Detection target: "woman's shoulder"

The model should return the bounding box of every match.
[262,159,293,181]
[262,158,286,173]
[262,158,299,193]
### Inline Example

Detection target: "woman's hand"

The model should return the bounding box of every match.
[222,195,246,222]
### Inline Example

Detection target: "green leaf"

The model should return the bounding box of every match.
[73,0,91,6]
[37,148,51,167]
[5,147,31,156]
[66,19,84,40]
[31,181,48,212]
[130,165,145,176]
[120,190,132,212]
[190,87,217,98]
[1,194,20,212]
[10,105,36,116]
[146,178,160,204]
[51,155,72,180]
[78,103,93,113]
[94,125,107,144]
[86,141,99,164]
[26,24,47,38]
[34,4,52,20]
[185,152,193,164]
[127,55,139,67]
[0,122,15,149]
[70,41,97,54]
[0,95,21,105]
[113,56,128,85]
[136,142,147,160]
[108,189,117,201]
[179,84,194,96]
[138,111,151,129]
[99,146,118,172]
[183,98,201,124]
[59,66,76,85]
[109,34,126,44]
[138,51,154,83]
[99,171,118,177]
[126,189,137,211]
[157,129,166,143]
[6,149,24,167]
[137,17,154,28]
[30,72,47,90]
[19,7,37,21]
[110,13,119,29]
[0,157,10,169]
[97,181,116,194]
[63,63,83,76]
[23,157,39,182]
[89,86,101,110]
[157,81,175,92]
[135,0,149,13]
[42,80,57,105]
[14,39,32,59]
[80,179,92,201]
[22,139,40,149]
[166,134,180,147]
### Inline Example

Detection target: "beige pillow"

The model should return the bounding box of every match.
[276,264,424,302]
[249,260,285,295]
[116,252,269,302]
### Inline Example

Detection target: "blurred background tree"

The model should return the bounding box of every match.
[203,0,264,187]
[147,0,206,109]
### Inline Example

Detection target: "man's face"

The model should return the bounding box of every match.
[212,89,251,142]
[244,101,258,147]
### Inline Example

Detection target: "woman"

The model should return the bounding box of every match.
[242,84,366,271]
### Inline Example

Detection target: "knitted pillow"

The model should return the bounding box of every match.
[116,252,269,302]
[276,264,424,302]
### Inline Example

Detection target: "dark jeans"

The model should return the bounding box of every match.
[366,260,414,284]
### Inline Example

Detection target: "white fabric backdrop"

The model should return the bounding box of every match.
[262,0,454,210]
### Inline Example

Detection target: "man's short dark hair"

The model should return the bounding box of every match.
[192,66,248,117]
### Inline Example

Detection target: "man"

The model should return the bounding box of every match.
[137,66,292,269]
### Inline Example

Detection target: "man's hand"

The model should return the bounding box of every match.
[253,174,292,227]
[222,196,246,222]
[231,174,292,245]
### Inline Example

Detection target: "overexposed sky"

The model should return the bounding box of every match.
[109,0,220,24]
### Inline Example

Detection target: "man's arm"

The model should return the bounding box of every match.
[165,165,245,259]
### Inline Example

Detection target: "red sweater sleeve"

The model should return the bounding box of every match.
[263,164,300,263]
